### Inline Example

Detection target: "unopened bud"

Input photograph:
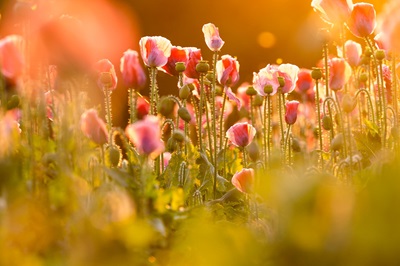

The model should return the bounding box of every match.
[178,107,192,123]
[291,138,301,152]
[215,86,223,96]
[322,115,333,130]
[106,145,122,167]
[172,130,185,142]
[359,73,368,83]
[342,94,356,113]
[158,97,175,117]
[7,95,20,110]
[166,137,178,152]
[179,85,191,99]
[331,133,343,151]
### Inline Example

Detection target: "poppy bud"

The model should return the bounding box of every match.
[342,94,356,113]
[179,85,191,100]
[178,107,192,123]
[359,73,368,83]
[166,137,178,152]
[285,100,300,125]
[158,97,175,117]
[172,130,185,142]
[322,115,333,130]
[106,145,122,167]
[291,138,301,152]
[7,95,20,110]
[231,168,255,194]
[331,133,343,151]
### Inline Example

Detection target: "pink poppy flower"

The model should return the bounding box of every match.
[160,46,189,76]
[216,55,240,88]
[311,0,353,26]
[202,23,225,52]
[231,168,255,194]
[125,115,164,158]
[0,35,25,81]
[139,36,172,68]
[296,68,313,94]
[95,59,118,90]
[184,47,202,79]
[285,100,300,125]
[347,3,376,38]
[80,109,108,145]
[253,64,280,96]
[226,122,256,148]
[236,83,251,110]
[376,1,400,52]
[344,40,362,67]
[120,49,146,89]
[277,63,300,94]
[329,58,352,91]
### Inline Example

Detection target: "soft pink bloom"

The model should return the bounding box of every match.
[216,55,240,88]
[329,58,352,91]
[285,100,300,125]
[344,40,362,67]
[139,36,172,68]
[160,46,189,76]
[236,83,251,110]
[296,69,313,94]
[311,0,353,25]
[277,63,300,94]
[95,59,118,90]
[226,122,256,148]
[136,96,150,120]
[231,168,255,194]
[80,109,108,145]
[225,87,242,109]
[347,3,376,38]
[382,64,392,104]
[184,47,202,79]
[253,64,280,96]
[374,32,388,51]
[377,1,400,52]
[125,115,164,158]
[0,35,25,81]
[120,49,146,89]
[202,23,225,52]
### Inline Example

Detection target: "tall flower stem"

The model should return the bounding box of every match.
[103,86,113,145]
[263,95,272,169]
[278,89,285,160]
[315,81,324,169]
[334,92,348,158]
[211,51,219,200]
[378,60,388,148]
[219,91,228,152]
[149,67,158,115]
[346,113,353,179]
[284,124,292,165]
[205,100,214,163]
[354,88,376,125]
[128,88,137,124]
[198,74,205,151]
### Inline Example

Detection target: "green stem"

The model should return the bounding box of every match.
[284,124,292,165]
[315,81,324,169]
[378,61,388,148]
[219,91,228,152]
[149,67,158,115]
[198,74,205,150]
[129,88,137,124]
[278,90,285,159]
[104,86,113,145]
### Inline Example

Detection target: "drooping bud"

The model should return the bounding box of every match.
[179,84,191,100]
[158,97,175,117]
[106,145,122,167]
[172,130,185,142]
[322,115,333,130]
[331,133,343,151]
[178,107,192,123]
[342,94,356,113]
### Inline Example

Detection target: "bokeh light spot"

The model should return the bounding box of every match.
[276,58,283,64]
[257,31,276,49]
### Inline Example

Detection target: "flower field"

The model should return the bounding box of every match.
[1,0,400,265]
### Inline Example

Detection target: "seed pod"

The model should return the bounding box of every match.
[253,94,263,107]
[246,86,257,96]
[196,60,209,74]
[175,62,186,73]
[311,68,322,80]
[264,85,274,95]
[375,49,386,61]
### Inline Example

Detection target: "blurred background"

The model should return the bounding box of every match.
[0,0,388,126]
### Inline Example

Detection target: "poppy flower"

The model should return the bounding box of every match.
[125,115,164,158]
[347,3,376,38]
[277,63,300,94]
[296,69,313,93]
[184,47,203,79]
[329,58,352,91]
[160,46,189,76]
[231,168,255,194]
[285,100,300,125]
[226,122,256,148]
[311,0,353,26]
[95,59,118,90]
[139,36,172,68]
[344,40,362,67]
[120,49,146,89]
[253,64,280,96]
[0,35,25,82]
[216,55,240,88]
[376,1,400,52]
[202,23,225,52]
[80,109,108,145]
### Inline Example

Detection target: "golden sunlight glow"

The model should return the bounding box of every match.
[257,31,276,49]
[276,58,283,64]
